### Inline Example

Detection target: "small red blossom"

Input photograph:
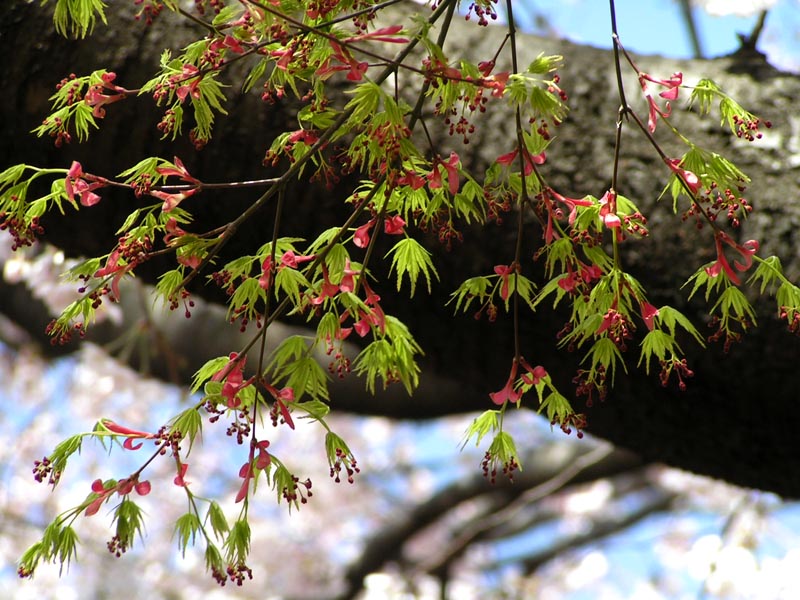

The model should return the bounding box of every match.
[429,152,461,196]
[519,358,547,386]
[310,265,341,305]
[495,148,546,175]
[317,40,369,81]
[348,278,385,337]
[177,253,202,269]
[490,360,522,405]
[163,217,187,245]
[134,480,152,495]
[174,64,202,103]
[384,215,405,235]
[212,353,253,408]
[84,73,128,118]
[397,169,426,190]
[94,248,129,300]
[596,308,618,336]
[547,187,593,224]
[174,462,190,487]
[287,129,320,145]
[639,71,682,133]
[85,479,112,516]
[480,71,510,97]
[259,248,317,290]
[235,462,253,503]
[149,188,197,213]
[155,156,199,185]
[209,34,245,55]
[255,440,271,470]
[494,264,515,301]
[558,262,603,293]
[85,474,150,516]
[65,161,106,207]
[280,250,315,269]
[265,383,295,429]
[665,158,702,195]
[235,439,272,503]
[422,56,462,81]
[271,46,295,71]
[100,419,155,451]
[354,219,376,248]
[258,255,274,290]
[599,190,621,229]
[478,59,496,76]
[705,232,759,285]
[345,25,408,44]
[640,301,660,331]
[339,260,359,293]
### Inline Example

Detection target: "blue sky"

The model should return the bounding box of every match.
[509,0,800,70]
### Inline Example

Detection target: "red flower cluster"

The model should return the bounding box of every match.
[490,357,547,405]
[638,71,682,132]
[65,161,107,207]
[84,72,128,118]
[85,475,151,516]
[706,231,759,285]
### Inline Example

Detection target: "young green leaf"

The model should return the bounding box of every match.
[386,237,439,297]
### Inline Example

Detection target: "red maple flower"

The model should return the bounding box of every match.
[706,231,759,285]
[638,71,682,132]
[665,158,702,195]
[101,418,155,451]
[599,190,621,229]
[383,215,405,235]
[490,360,523,406]
[65,161,106,207]
[354,219,376,248]
[429,152,461,195]
[640,301,660,331]
[211,353,253,408]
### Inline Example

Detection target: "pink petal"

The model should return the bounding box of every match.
[85,496,105,517]
[123,438,144,451]
[174,463,189,487]
[235,478,250,503]
[256,449,271,470]
[640,302,660,331]
[354,220,374,248]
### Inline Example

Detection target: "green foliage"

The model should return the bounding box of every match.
[175,513,201,557]
[18,521,80,578]
[506,56,568,122]
[690,78,768,139]
[112,498,146,553]
[386,237,439,296]
[206,501,229,540]
[352,316,422,395]
[223,519,251,565]
[462,409,500,448]
[487,431,521,471]
[666,145,749,206]
[267,336,330,402]
[47,0,107,38]
[192,356,230,393]
[539,389,576,429]
[46,434,84,486]
[449,276,493,313]
[169,408,203,453]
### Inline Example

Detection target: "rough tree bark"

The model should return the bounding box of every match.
[2,2,800,497]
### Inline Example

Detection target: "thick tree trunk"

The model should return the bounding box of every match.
[3,2,800,497]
